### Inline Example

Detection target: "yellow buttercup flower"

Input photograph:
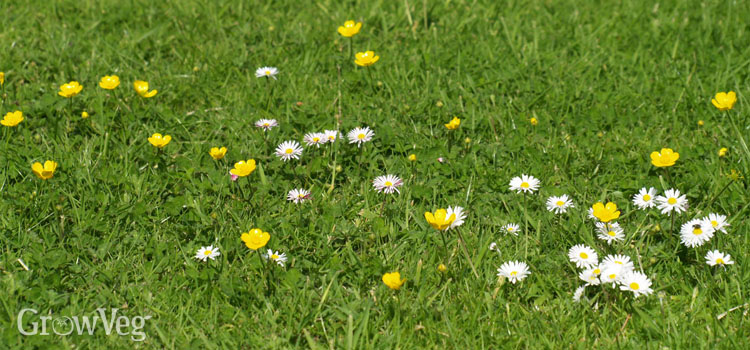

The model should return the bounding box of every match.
[58,81,83,98]
[241,228,270,250]
[444,117,460,130]
[382,272,405,290]
[592,202,620,223]
[99,75,120,90]
[718,147,728,157]
[408,154,416,162]
[337,20,362,37]
[148,133,171,148]
[424,209,456,231]
[650,148,679,167]
[0,72,5,86]
[134,80,157,98]
[354,51,379,67]
[31,160,58,180]
[230,159,256,177]
[209,147,227,160]
[697,120,704,126]
[1,111,23,127]
[530,117,538,126]
[81,111,89,119]
[711,91,737,111]
[437,264,447,273]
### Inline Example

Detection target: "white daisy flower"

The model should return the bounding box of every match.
[347,126,374,147]
[489,242,498,252]
[287,188,311,204]
[262,249,287,267]
[601,254,635,273]
[508,174,540,194]
[546,194,574,214]
[372,174,403,194]
[680,218,715,248]
[618,271,654,298]
[502,223,520,236]
[255,66,279,79]
[596,222,625,244]
[275,140,303,161]
[303,132,326,148]
[655,189,688,214]
[632,187,657,209]
[705,250,734,267]
[573,285,586,302]
[587,207,595,220]
[579,267,602,286]
[600,265,625,285]
[446,206,466,229]
[194,246,221,261]
[496,261,530,284]
[323,130,340,143]
[705,213,729,234]
[255,118,278,131]
[568,244,598,268]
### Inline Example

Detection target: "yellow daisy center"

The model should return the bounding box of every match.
[643,194,651,201]
[593,269,601,274]
[204,250,212,256]
[711,220,718,227]
[716,258,724,264]
[520,182,529,188]
[298,194,305,198]
[385,181,393,186]
[507,227,514,232]
[271,254,279,260]
[615,261,623,265]
[263,123,269,127]
[510,271,518,276]
[693,228,702,235]
[358,133,365,139]
[608,231,616,237]
[667,198,677,205]
[328,135,335,140]
[556,201,564,206]
[265,70,271,75]
[609,274,616,279]
[313,137,320,142]
[629,282,639,290]
[285,148,293,154]
[580,252,588,259]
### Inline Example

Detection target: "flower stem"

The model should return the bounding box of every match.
[255,249,267,289]
[456,228,479,278]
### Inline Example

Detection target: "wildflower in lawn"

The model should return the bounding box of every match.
[711,91,737,111]
[81,111,89,119]
[241,228,270,250]
[255,67,279,79]
[489,242,498,252]
[194,246,220,261]
[705,213,729,234]
[437,157,444,163]
[337,20,362,37]
[1,111,23,127]
[437,264,447,272]
[680,218,714,248]
[698,120,704,126]
[0,72,4,86]
[600,265,625,286]
[255,119,278,131]
[502,223,520,236]
[373,174,403,194]
[508,174,540,194]
[596,222,624,244]
[354,51,380,67]
[705,250,734,267]
[530,117,538,126]
[275,141,303,161]
[148,133,171,148]
[573,285,586,302]
[618,271,653,297]
[229,171,239,182]
[655,189,688,214]
[209,147,227,160]
[587,207,595,220]
[323,130,340,143]
[650,148,679,167]
[58,81,83,98]
[230,159,257,177]
[424,209,456,231]
[445,206,466,229]
[303,132,325,148]
[546,194,574,214]
[632,187,657,209]
[591,202,620,222]
[497,261,530,284]
[263,249,287,267]
[568,244,598,268]
[718,147,728,157]
[579,267,601,286]
[287,188,311,204]
[133,80,157,98]
[31,160,58,180]
[408,154,416,162]
[444,117,460,130]
[382,272,405,290]
[347,126,374,147]
[99,75,120,90]
[601,254,634,273]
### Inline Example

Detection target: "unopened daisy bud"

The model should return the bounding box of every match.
[437,264,447,272]
[718,147,728,157]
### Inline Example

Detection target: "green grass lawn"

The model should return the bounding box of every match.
[1,0,749,348]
